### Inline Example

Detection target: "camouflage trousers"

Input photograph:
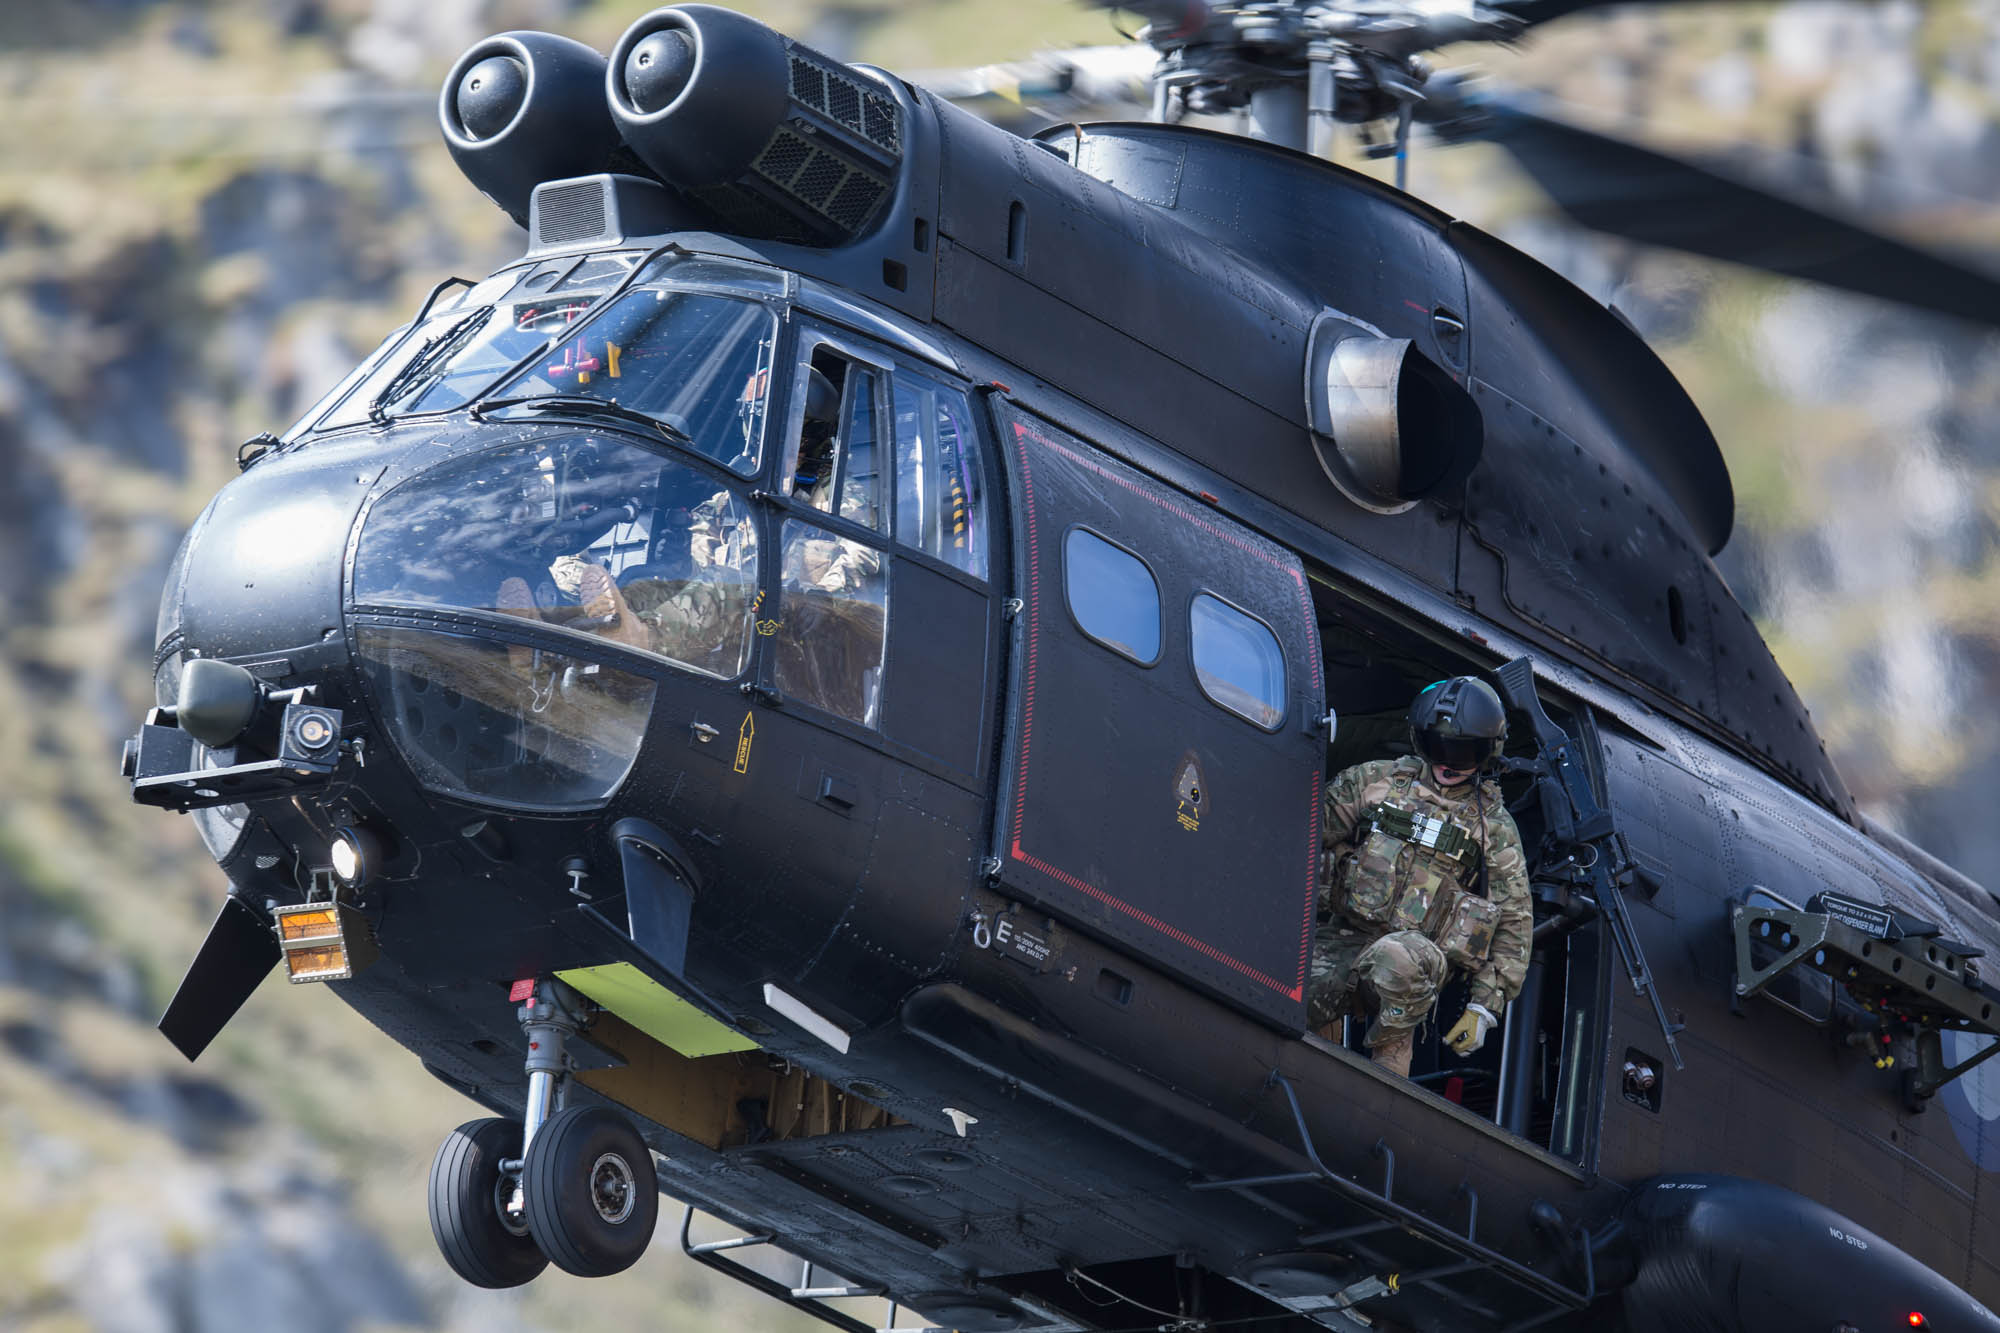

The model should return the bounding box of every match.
[1306,925,1449,1047]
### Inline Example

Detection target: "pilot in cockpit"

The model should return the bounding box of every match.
[1310,677,1534,1078]
[786,364,882,597]
[492,363,855,669]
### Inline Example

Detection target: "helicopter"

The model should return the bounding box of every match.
[116,1,2000,1329]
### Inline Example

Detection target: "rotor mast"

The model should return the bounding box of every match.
[1100,0,1520,183]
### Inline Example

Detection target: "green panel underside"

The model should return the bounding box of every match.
[555,962,759,1057]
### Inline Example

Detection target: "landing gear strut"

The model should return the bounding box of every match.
[427,979,660,1285]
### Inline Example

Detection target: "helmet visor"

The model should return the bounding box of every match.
[1417,730,1497,770]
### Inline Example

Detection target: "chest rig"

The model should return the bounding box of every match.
[1329,764,1501,968]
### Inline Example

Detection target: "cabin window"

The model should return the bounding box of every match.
[893,373,990,581]
[1190,593,1286,729]
[1064,528,1160,665]
[775,518,888,727]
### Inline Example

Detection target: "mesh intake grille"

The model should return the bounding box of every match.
[824,175,887,231]
[794,152,847,209]
[827,79,860,128]
[789,59,826,107]
[689,182,815,246]
[536,183,608,245]
[755,129,813,188]
[786,47,901,154]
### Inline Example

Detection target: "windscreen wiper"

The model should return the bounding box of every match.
[367,307,493,424]
[471,394,693,444]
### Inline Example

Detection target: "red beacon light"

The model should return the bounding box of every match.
[1909,1313,1929,1329]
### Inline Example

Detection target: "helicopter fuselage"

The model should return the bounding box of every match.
[133,10,2000,1331]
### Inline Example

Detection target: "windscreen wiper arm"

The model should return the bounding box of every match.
[367,307,492,424]
[472,394,693,443]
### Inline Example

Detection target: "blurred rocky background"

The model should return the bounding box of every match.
[1,0,1997,1329]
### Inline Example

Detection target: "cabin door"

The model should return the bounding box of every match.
[993,405,1324,1029]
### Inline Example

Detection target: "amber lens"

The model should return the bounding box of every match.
[279,909,339,941]
[284,944,349,979]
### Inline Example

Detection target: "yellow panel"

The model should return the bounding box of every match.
[556,963,759,1058]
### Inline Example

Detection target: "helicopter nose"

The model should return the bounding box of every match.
[618,28,696,115]
[454,54,528,140]
[167,438,386,667]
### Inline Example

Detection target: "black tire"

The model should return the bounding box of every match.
[428,1117,549,1289]
[522,1104,660,1277]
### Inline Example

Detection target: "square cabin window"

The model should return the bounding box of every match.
[1064,528,1160,665]
[1190,593,1286,728]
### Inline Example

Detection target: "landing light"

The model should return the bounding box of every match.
[274,900,379,983]
[329,826,383,888]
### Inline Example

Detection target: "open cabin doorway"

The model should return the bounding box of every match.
[1308,572,1610,1167]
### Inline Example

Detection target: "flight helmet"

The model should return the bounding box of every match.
[1408,676,1507,773]
[792,366,841,495]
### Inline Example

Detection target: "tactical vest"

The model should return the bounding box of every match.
[1328,766,1503,970]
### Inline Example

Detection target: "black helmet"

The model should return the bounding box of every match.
[793,366,841,493]
[1408,676,1507,772]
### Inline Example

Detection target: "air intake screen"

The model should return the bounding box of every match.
[690,41,902,246]
[537,181,609,245]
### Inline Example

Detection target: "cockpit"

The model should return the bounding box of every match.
[163,250,991,824]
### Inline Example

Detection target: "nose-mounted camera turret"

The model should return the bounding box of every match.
[121,657,349,812]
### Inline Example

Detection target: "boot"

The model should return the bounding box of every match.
[1369,1030,1414,1078]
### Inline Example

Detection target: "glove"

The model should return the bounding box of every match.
[1445,1002,1498,1055]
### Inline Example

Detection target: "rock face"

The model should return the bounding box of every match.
[4,2,2000,1330]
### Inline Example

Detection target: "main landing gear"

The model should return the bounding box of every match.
[427,979,660,1287]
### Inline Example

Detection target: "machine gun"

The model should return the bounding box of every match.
[1492,657,1684,1068]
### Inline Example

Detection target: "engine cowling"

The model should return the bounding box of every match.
[438,30,623,227]
[605,5,905,245]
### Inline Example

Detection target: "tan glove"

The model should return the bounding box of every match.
[1445,1002,1498,1055]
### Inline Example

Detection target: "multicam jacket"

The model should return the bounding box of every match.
[1321,755,1533,1015]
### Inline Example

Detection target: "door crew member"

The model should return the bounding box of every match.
[1309,677,1533,1077]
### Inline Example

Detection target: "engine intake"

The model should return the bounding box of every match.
[606,5,904,245]
[439,31,624,228]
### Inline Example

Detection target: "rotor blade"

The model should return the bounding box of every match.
[1465,91,2000,326]
[1479,0,1700,28]
[906,45,1157,120]
[158,895,279,1062]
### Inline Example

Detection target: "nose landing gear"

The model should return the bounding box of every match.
[426,979,660,1286]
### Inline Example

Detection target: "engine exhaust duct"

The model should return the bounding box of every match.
[439,31,626,228]
[1304,313,1483,514]
[606,5,905,246]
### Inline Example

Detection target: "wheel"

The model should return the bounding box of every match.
[522,1104,660,1277]
[428,1117,548,1289]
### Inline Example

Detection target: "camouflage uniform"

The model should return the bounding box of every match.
[1310,755,1532,1067]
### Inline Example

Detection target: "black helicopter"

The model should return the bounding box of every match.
[120,2,2000,1330]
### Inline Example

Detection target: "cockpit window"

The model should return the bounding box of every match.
[355,434,760,680]
[480,289,778,476]
[395,298,602,417]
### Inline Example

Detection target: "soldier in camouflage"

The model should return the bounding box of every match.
[1310,677,1533,1078]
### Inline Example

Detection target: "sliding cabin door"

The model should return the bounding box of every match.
[994,406,1324,1028]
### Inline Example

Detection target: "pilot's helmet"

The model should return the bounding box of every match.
[792,367,841,495]
[1408,676,1507,774]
